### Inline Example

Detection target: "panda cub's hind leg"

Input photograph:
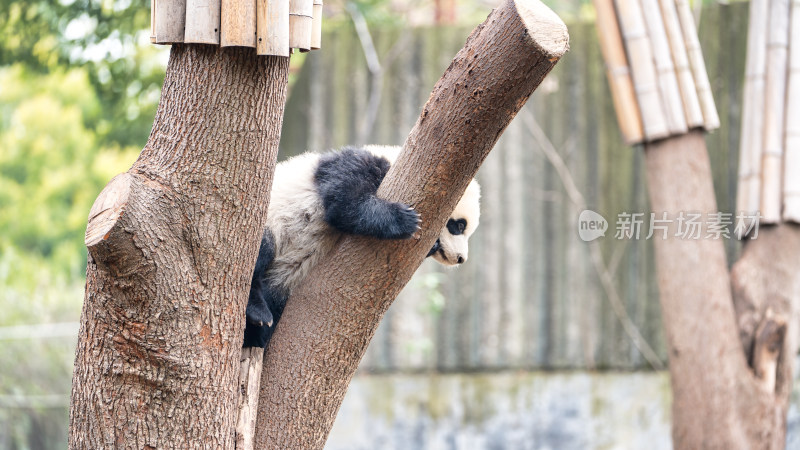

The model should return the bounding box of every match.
[243,277,288,348]
[246,230,276,328]
[243,230,282,348]
[315,147,421,239]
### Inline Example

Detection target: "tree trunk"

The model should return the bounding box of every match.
[644,131,800,448]
[252,0,569,448]
[69,45,289,448]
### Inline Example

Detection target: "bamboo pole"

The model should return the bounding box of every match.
[737,0,769,216]
[675,0,720,130]
[151,0,157,43]
[185,0,221,44]
[257,0,290,56]
[641,0,687,135]
[760,0,791,223]
[658,0,703,128]
[289,0,313,50]
[310,0,323,50]
[221,0,257,47]
[154,0,186,44]
[783,0,800,222]
[593,0,644,144]
[614,0,670,141]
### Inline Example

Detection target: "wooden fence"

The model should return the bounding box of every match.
[279,2,749,370]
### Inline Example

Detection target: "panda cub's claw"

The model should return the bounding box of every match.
[246,301,274,328]
[386,202,421,239]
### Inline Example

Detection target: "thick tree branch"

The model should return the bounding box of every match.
[253,0,568,448]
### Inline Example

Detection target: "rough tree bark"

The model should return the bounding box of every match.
[645,131,800,448]
[69,46,289,448]
[251,0,569,448]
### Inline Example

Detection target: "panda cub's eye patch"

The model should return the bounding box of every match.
[447,218,467,235]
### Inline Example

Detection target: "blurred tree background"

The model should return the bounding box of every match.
[0,0,735,447]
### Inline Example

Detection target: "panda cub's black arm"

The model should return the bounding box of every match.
[315,147,420,239]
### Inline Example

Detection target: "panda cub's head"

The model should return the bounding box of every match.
[362,145,481,266]
[427,178,481,266]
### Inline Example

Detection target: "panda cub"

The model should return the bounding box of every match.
[244,145,481,348]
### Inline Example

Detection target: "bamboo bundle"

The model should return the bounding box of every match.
[154,0,186,44]
[311,0,323,50]
[185,0,221,44]
[783,0,800,222]
[258,0,290,56]
[760,0,791,223]
[674,0,720,130]
[614,0,670,141]
[657,0,703,128]
[640,0,687,135]
[289,0,314,51]
[221,0,257,47]
[150,0,318,54]
[592,0,644,144]
[737,0,769,215]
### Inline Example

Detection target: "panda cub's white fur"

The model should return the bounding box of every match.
[265,151,341,293]
[243,145,481,348]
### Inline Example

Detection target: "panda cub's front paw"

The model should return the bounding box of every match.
[384,202,421,239]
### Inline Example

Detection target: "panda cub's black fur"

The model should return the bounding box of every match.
[315,148,421,240]
[244,146,481,348]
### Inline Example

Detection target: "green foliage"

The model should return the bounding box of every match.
[0,66,139,271]
[0,65,139,324]
[0,1,165,326]
[0,0,165,149]
[0,0,149,69]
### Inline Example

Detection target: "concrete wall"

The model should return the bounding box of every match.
[328,370,800,449]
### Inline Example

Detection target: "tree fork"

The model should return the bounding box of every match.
[252,0,568,448]
[69,46,289,448]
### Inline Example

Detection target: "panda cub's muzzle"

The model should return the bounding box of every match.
[427,239,466,265]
